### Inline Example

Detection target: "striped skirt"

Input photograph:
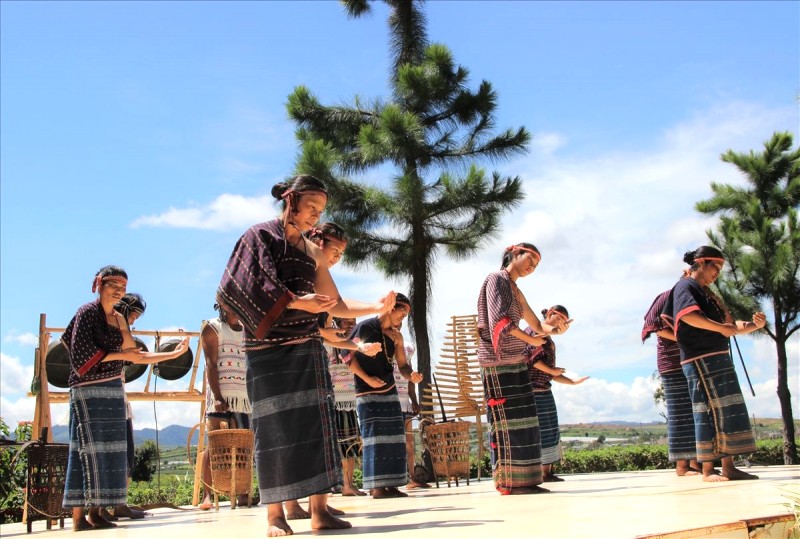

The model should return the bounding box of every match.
[336,409,362,458]
[533,389,562,465]
[682,351,756,462]
[247,340,342,504]
[63,379,128,508]
[483,363,543,492]
[661,368,697,462]
[357,391,407,489]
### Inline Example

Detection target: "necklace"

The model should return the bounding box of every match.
[381,328,395,366]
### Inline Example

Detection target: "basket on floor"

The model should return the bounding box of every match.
[207,428,254,510]
[24,441,71,533]
[424,420,471,487]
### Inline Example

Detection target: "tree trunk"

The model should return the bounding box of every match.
[773,320,797,464]
[409,242,432,414]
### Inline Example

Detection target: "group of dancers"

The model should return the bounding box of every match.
[59,173,764,535]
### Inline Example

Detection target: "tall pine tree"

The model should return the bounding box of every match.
[287,0,529,403]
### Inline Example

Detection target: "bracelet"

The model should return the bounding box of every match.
[356,342,365,352]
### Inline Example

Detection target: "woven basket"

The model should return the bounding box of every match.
[25,442,71,533]
[207,428,254,509]
[424,421,471,487]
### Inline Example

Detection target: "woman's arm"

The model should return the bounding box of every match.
[392,330,423,383]
[347,355,386,388]
[735,312,767,335]
[532,359,565,377]
[681,311,737,337]
[553,374,589,385]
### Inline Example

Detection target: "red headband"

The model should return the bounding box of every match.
[693,257,725,266]
[92,275,127,293]
[507,245,541,264]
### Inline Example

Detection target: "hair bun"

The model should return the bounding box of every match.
[682,251,695,265]
[271,182,289,200]
[541,309,548,317]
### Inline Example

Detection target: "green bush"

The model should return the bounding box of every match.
[0,419,31,524]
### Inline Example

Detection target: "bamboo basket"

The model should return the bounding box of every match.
[24,441,71,533]
[422,420,471,487]
[207,428,254,510]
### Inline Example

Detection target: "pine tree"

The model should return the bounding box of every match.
[696,131,800,464]
[287,0,529,404]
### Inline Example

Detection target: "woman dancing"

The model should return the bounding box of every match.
[661,246,764,482]
[525,305,583,482]
[62,266,188,531]
[477,243,566,495]
[217,174,395,536]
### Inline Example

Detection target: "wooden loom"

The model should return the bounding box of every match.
[419,314,486,477]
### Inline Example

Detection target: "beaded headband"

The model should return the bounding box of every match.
[92,275,127,293]
[507,245,541,264]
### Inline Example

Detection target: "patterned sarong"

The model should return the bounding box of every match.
[533,389,562,465]
[336,409,362,458]
[483,363,543,492]
[682,351,756,462]
[63,379,128,508]
[247,340,342,504]
[357,391,407,489]
[661,368,697,462]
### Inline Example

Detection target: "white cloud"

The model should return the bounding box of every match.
[130,194,277,230]
[0,353,34,397]
[3,331,39,347]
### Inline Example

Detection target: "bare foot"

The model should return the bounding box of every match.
[386,487,408,497]
[371,488,389,499]
[98,507,118,521]
[311,510,352,531]
[702,473,729,482]
[507,485,550,494]
[543,474,565,482]
[198,500,214,511]
[675,465,700,477]
[405,481,431,489]
[327,505,345,516]
[72,517,94,532]
[267,516,293,537]
[341,486,366,496]
[284,500,310,520]
[87,515,117,529]
[723,468,758,481]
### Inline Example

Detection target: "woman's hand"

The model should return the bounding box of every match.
[550,366,566,376]
[571,376,590,385]
[365,376,386,389]
[377,291,397,314]
[752,312,767,329]
[408,371,423,384]
[290,293,338,313]
[359,342,382,357]
[527,333,547,346]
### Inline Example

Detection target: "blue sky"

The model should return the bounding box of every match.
[2,1,798,430]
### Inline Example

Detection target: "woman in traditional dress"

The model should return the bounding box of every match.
[62,266,189,531]
[525,305,585,482]
[477,243,566,495]
[198,299,252,510]
[642,289,701,476]
[348,293,423,499]
[661,246,764,482]
[217,174,395,536]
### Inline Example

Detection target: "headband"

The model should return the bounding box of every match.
[281,188,329,201]
[92,275,127,293]
[693,257,725,266]
[507,245,541,264]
